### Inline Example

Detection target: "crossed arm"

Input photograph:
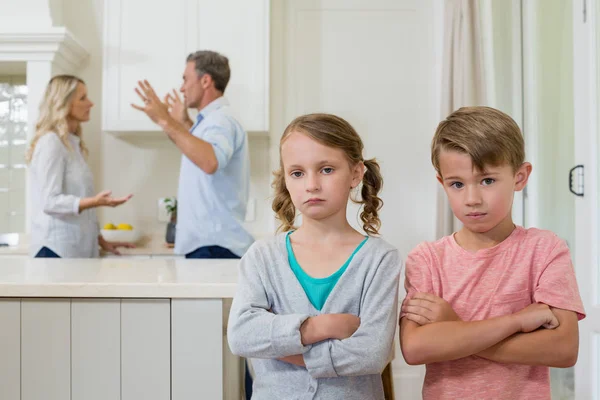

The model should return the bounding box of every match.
[476,307,578,367]
[399,293,579,368]
[228,249,401,378]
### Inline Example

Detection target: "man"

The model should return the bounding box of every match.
[133,50,254,259]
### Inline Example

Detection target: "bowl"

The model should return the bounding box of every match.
[100,228,141,243]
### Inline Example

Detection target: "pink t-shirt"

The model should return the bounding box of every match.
[401,226,585,400]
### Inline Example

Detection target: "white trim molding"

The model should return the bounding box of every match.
[0,27,88,235]
[0,27,88,72]
[521,0,540,229]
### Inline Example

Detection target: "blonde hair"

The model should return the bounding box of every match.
[26,75,89,163]
[272,113,384,235]
[431,106,525,176]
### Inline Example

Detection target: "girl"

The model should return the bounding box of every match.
[228,113,402,399]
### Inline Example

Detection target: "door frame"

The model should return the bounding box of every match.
[573,0,600,398]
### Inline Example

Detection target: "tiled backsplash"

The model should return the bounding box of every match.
[97,135,274,238]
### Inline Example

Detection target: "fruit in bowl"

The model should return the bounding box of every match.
[100,223,141,243]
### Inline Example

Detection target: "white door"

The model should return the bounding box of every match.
[520,0,600,397]
[271,1,443,397]
[573,0,600,398]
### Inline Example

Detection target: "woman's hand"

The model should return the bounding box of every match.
[94,190,133,207]
[98,235,136,256]
[79,191,133,212]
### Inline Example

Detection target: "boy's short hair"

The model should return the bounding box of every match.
[431,106,525,176]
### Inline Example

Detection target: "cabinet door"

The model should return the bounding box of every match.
[71,299,121,400]
[171,299,223,399]
[0,300,20,400]
[21,299,71,400]
[195,0,270,131]
[103,0,197,131]
[103,0,269,133]
[121,299,170,400]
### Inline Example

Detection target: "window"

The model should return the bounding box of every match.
[0,76,28,233]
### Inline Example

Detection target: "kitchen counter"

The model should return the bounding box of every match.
[0,257,242,400]
[0,231,272,257]
[104,233,177,256]
[0,233,177,257]
[0,257,238,298]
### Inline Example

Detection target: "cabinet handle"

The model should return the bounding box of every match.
[569,165,584,197]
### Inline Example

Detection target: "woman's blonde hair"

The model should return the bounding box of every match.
[25,75,89,163]
[272,113,384,235]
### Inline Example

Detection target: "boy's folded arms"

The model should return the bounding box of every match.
[400,292,578,367]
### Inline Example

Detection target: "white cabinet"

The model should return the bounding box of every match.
[71,300,121,400]
[102,0,191,132]
[194,0,270,132]
[103,0,270,133]
[121,299,171,400]
[21,299,71,400]
[2,298,235,399]
[171,299,223,399]
[0,300,20,400]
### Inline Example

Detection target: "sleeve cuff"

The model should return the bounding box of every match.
[73,197,81,215]
[211,145,227,172]
[534,293,586,321]
[303,340,338,378]
[270,313,312,356]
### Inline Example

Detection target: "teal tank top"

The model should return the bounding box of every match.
[286,232,368,310]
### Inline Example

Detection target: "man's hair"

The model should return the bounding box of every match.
[186,50,230,92]
[431,106,525,176]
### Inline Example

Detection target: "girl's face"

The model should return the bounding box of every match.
[281,131,363,224]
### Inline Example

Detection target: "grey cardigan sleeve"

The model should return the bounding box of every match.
[227,245,312,358]
[36,134,80,216]
[303,249,402,378]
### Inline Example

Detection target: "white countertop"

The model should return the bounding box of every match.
[0,258,239,298]
[0,233,177,257]
[0,232,273,257]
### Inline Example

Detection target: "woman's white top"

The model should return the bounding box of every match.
[29,132,99,258]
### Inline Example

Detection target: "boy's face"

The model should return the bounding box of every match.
[437,150,531,234]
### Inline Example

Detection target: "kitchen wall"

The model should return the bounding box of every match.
[61,0,273,237]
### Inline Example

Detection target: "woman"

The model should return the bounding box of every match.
[27,75,133,258]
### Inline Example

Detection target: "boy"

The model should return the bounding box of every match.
[399,106,585,400]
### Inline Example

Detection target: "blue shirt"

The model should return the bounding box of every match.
[175,96,254,256]
[286,232,369,310]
